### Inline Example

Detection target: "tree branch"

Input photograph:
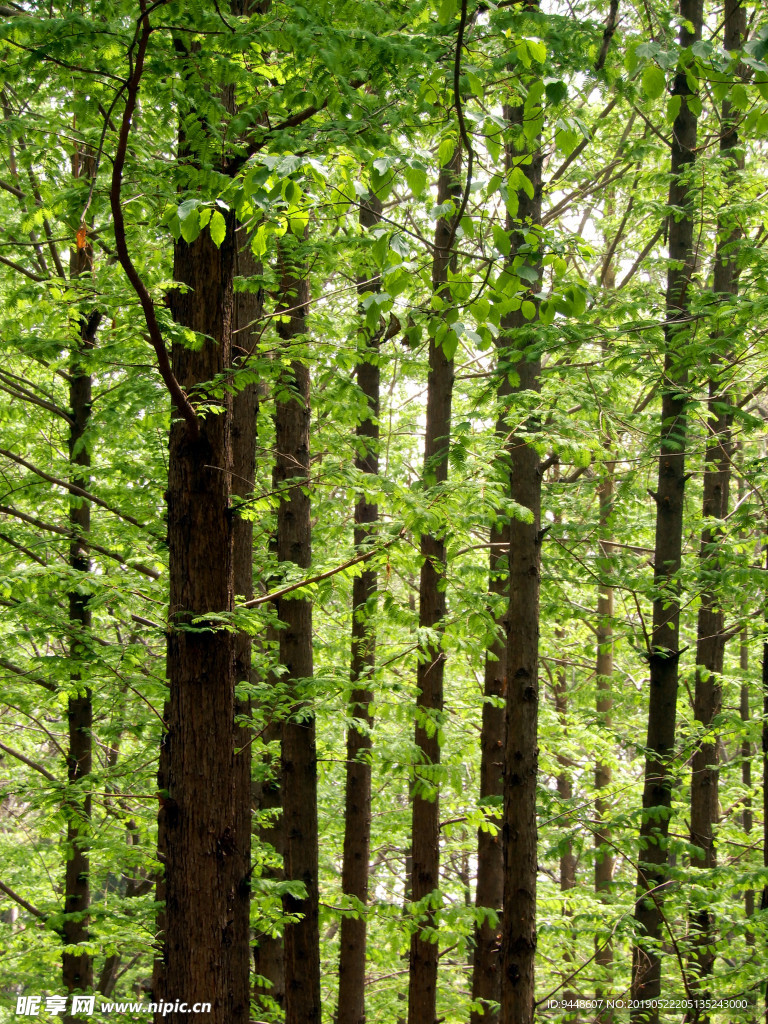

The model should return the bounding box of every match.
[0,740,57,782]
[109,3,200,439]
[0,656,56,693]
[0,879,46,921]
[0,452,148,531]
[0,503,160,577]
[241,529,405,608]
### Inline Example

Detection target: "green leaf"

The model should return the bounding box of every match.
[209,210,227,248]
[492,224,510,256]
[666,95,681,124]
[180,212,201,244]
[642,65,666,100]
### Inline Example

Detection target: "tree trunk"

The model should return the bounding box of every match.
[338,194,382,1024]
[63,233,98,1012]
[470,517,508,1024]
[163,220,247,1024]
[688,0,743,1000]
[630,1,703,1016]
[407,150,460,1024]
[595,461,615,1019]
[554,640,577,1019]
[762,603,768,1024]
[499,85,544,1024]
[274,247,320,1024]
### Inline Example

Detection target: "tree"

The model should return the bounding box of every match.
[630,0,704,1012]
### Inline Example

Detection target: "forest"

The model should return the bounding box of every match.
[0,0,767,1021]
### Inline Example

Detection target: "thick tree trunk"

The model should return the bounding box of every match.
[407,152,460,1024]
[499,91,544,1024]
[630,1,702,1016]
[688,0,743,999]
[338,195,382,1024]
[63,237,98,1011]
[273,251,321,1024]
[163,221,247,1024]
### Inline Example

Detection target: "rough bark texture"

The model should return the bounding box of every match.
[688,0,742,998]
[595,463,615,1018]
[470,515,508,1024]
[407,152,460,1024]
[338,195,382,1024]
[499,94,543,1024]
[163,221,248,1024]
[63,238,97,1012]
[630,2,702,1016]
[274,255,320,1024]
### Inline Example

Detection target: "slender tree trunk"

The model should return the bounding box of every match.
[407,150,460,1024]
[63,230,98,1011]
[762,601,768,1024]
[274,246,320,1024]
[740,634,756,1022]
[470,517,508,1024]
[338,194,383,1024]
[595,461,615,1019]
[631,1,703,1016]
[499,78,544,1024]
[163,219,247,1024]
[740,656,753,921]
[554,641,577,1018]
[688,0,743,1000]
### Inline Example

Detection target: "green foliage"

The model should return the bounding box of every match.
[1,0,768,1020]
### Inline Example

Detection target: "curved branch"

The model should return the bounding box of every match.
[443,0,474,257]
[108,4,200,439]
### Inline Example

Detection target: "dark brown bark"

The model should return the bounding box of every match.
[338,195,382,1024]
[630,2,702,1016]
[688,0,743,999]
[274,250,320,1024]
[407,151,460,1024]
[163,219,247,1024]
[595,463,615,1018]
[470,517,508,1024]
[499,93,544,1024]
[62,239,97,1012]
